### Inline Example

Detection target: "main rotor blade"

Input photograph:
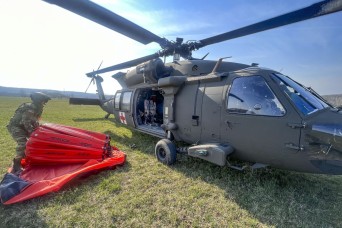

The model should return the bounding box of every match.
[43,0,167,47]
[86,53,160,76]
[199,0,342,47]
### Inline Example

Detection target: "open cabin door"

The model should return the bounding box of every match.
[133,88,165,138]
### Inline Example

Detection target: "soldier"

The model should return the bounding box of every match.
[6,92,51,175]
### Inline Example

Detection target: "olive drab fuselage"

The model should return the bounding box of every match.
[90,59,342,175]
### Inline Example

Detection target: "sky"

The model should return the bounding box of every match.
[0,0,341,95]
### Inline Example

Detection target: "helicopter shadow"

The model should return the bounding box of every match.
[104,128,158,155]
[104,128,342,227]
[173,157,341,227]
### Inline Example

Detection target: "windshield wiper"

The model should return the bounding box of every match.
[306,87,342,112]
[229,93,244,103]
[306,87,331,109]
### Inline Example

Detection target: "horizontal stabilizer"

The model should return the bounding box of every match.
[69,98,101,105]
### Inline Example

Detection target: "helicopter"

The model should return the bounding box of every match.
[44,0,342,175]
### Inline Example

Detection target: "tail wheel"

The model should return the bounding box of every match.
[155,139,177,165]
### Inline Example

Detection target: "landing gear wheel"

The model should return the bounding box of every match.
[155,139,177,165]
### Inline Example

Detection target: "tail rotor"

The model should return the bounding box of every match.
[85,61,103,93]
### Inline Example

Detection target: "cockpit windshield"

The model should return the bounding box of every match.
[271,73,329,115]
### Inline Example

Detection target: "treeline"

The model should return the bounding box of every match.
[0,86,101,99]
[323,94,342,108]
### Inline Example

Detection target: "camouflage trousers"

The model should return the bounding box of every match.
[7,126,29,159]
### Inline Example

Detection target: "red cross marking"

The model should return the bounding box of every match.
[120,114,126,122]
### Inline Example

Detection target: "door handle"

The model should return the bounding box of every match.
[226,120,240,129]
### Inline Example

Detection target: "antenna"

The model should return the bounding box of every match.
[212,57,231,73]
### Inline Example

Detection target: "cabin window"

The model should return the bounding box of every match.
[121,91,132,111]
[114,92,121,109]
[227,76,285,116]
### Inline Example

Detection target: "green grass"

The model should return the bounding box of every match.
[0,96,341,227]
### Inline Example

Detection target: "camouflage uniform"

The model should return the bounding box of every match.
[6,92,50,174]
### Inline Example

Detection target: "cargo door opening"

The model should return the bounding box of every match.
[135,88,165,137]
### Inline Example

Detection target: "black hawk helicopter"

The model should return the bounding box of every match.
[43,0,342,174]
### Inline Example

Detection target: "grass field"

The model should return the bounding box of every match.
[0,96,341,227]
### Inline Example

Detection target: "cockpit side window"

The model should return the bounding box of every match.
[227,76,285,116]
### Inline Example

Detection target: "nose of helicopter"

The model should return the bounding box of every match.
[305,123,342,174]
